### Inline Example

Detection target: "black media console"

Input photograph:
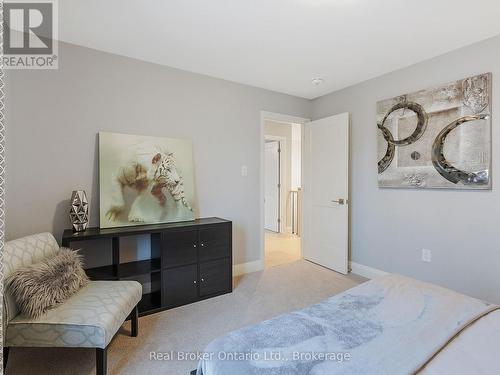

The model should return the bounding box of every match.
[62,217,232,316]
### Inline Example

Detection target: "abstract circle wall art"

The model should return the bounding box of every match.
[377,73,492,189]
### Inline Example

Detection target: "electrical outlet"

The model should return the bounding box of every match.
[422,249,432,263]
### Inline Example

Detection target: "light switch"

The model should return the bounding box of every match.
[422,249,432,263]
[241,165,248,177]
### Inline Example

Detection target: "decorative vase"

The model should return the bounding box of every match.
[70,190,89,232]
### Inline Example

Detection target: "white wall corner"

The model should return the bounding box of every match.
[233,259,264,277]
[350,262,388,279]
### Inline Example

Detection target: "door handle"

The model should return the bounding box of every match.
[331,198,345,205]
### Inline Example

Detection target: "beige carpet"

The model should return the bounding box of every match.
[6,260,366,375]
[265,231,301,268]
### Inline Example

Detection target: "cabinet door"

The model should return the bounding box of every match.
[162,265,198,308]
[199,258,231,297]
[199,224,231,262]
[162,229,198,268]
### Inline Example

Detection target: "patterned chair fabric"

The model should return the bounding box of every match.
[6,281,142,348]
[4,233,60,323]
[4,233,142,349]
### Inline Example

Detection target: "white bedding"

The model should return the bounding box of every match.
[196,275,497,375]
[421,309,500,375]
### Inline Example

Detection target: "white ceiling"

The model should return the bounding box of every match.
[59,0,500,99]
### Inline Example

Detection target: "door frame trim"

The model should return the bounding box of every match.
[260,111,310,270]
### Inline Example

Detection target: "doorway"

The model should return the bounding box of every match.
[260,111,351,275]
[263,119,302,268]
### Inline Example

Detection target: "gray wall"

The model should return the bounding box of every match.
[312,35,500,303]
[5,41,310,266]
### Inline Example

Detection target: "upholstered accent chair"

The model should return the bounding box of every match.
[3,233,142,375]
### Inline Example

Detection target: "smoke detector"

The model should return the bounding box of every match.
[311,78,324,86]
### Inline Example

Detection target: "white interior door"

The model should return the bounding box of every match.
[302,113,349,274]
[265,141,280,232]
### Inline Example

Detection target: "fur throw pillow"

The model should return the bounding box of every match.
[6,248,89,319]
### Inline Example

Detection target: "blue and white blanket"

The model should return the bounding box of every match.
[196,274,497,375]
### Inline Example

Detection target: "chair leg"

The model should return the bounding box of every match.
[3,347,9,371]
[96,348,107,375]
[131,305,138,337]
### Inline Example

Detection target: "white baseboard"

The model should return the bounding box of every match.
[233,259,264,276]
[350,262,388,279]
[232,259,387,279]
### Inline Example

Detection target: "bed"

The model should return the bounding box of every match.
[194,274,500,375]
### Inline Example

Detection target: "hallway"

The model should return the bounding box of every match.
[265,231,301,268]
